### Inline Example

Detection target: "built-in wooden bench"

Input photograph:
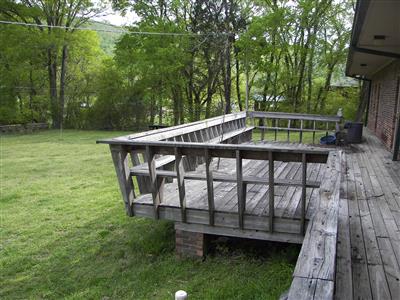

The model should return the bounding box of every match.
[287,151,342,300]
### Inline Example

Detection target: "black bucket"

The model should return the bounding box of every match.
[345,122,363,143]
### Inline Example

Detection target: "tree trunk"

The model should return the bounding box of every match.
[48,48,59,128]
[234,46,242,111]
[59,45,68,130]
[223,38,232,114]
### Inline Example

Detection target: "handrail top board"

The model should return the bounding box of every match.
[100,139,329,163]
[248,111,342,122]
[103,111,247,143]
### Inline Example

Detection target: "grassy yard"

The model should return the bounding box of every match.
[1,130,299,300]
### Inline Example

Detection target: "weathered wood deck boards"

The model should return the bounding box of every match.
[334,129,400,300]
[133,157,323,220]
[130,141,327,243]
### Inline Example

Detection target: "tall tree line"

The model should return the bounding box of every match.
[0,0,359,130]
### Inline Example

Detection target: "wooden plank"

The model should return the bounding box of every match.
[175,222,303,244]
[205,148,215,226]
[130,150,151,194]
[288,278,334,300]
[104,111,247,142]
[248,111,342,123]
[236,150,245,229]
[130,168,321,188]
[377,237,400,298]
[110,145,135,216]
[175,148,187,222]
[299,120,303,143]
[100,139,330,164]
[293,151,342,282]
[146,145,163,219]
[269,151,274,232]
[300,153,307,234]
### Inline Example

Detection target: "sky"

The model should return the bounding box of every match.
[92,6,139,26]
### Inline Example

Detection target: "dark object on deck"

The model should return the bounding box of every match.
[344,121,363,143]
[149,124,169,130]
[320,135,336,145]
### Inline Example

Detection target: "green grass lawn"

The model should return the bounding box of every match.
[1,130,298,299]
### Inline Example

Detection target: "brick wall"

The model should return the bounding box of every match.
[175,229,208,258]
[367,60,400,155]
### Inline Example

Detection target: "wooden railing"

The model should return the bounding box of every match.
[247,111,342,144]
[100,139,329,235]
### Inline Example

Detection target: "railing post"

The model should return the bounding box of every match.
[268,151,274,232]
[175,147,187,223]
[287,119,291,142]
[130,150,151,194]
[236,150,246,229]
[204,148,215,226]
[325,122,329,137]
[110,145,135,217]
[313,120,316,144]
[299,119,304,143]
[301,153,307,235]
[261,118,265,141]
[146,145,163,219]
[274,119,278,141]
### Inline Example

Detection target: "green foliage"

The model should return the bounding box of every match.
[87,21,123,55]
[0,0,361,129]
[1,130,296,299]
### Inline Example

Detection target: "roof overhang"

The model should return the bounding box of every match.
[346,0,400,80]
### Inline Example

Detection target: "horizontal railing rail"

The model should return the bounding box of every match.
[247,111,342,144]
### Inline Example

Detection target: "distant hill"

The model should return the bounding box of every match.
[87,21,123,56]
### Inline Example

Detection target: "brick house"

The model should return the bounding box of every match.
[346,0,400,160]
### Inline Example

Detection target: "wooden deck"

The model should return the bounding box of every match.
[99,112,400,299]
[132,142,326,243]
[334,129,400,300]
[288,129,400,299]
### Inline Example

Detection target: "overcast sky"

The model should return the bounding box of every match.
[92,4,139,26]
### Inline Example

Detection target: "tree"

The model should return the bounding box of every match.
[1,0,105,128]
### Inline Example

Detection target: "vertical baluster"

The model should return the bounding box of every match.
[268,151,274,232]
[146,145,163,219]
[205,148,215,226]
[326,122,329,136]
[130,150,151,194]
[300,119,304,143]
[261,118,266,141]
[301,153,307,235]
[313,120,316,144]
[175,148,187,223]
[110,145,135,216]
[274,119,278,141]
[236,150,246,229]
[287,119,291,142]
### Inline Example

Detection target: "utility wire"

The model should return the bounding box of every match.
[0,20,231,37]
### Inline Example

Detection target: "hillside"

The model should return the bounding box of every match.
[87,21,123,56]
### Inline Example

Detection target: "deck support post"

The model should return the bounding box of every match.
[175,148,187,223]
[236,150,246,229]
[175,227,209,258]
[268,151,275,232]
[146,145,163,219]
[110,145,134,217]
[301,153,307,235]
[205,148,215,226]
[300,120,304,143]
